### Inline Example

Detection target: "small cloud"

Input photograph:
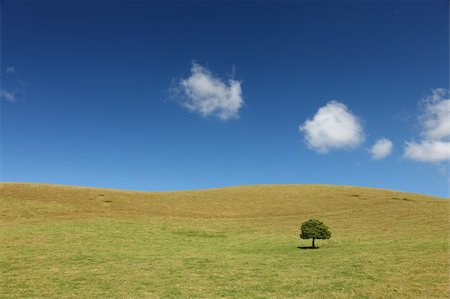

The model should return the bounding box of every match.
[404,88,450,163]
[6,66,15,74]
[299,101,365,153]
[2,66,26,103]
[419,88,450,140]
[370,138,393,160]
[1,90,16,102]
[173,62,244,121]
[404,140,450,163]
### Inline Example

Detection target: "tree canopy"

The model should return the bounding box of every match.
[300,219,331,248]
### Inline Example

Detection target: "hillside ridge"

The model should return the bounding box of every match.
[0,182,445,199]
[1,182,447,222]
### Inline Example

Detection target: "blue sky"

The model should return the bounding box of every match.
[1,1,449,197]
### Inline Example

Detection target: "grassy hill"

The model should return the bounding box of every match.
[1,183,449,298]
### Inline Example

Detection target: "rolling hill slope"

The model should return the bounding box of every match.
[1,183,449,298]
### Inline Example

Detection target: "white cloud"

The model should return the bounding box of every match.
[370,138,393,159]
[174,63,244,120]
[420,88,450,140]
[404,140,450,163]
[2,66,25,103]
[299,101,365,153]
[6,66,15,74]
[1,90,16,102]
[404,88,450,163]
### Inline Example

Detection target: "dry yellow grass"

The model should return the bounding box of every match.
[1,183,449,298]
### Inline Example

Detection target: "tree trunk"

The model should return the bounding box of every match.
[312,238,315,248]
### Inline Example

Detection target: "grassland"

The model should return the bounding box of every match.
[1,183,449,298]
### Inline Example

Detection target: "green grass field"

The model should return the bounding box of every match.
[1,183,449,298]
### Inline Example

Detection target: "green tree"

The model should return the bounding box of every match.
[300,219,331,248]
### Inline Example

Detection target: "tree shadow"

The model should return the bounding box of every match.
[297,246,320,250]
